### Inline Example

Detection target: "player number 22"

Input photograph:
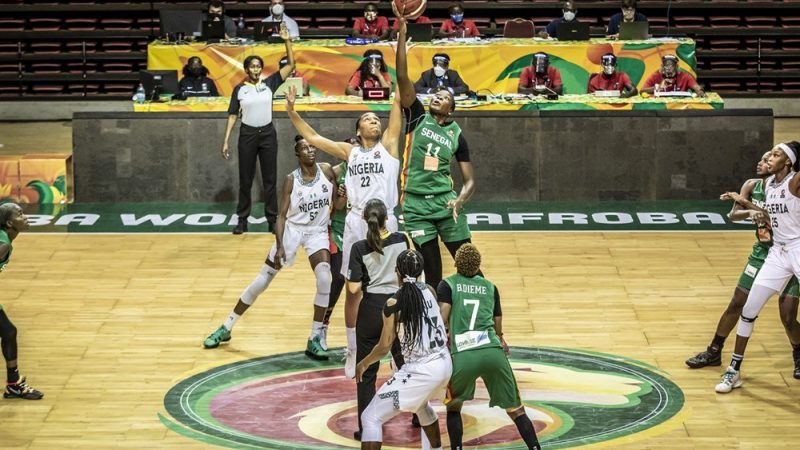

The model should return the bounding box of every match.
[360,176,371,187]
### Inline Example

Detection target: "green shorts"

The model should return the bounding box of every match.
[402,191,471,246]
[738,254,800,297]
[445,346,521,409]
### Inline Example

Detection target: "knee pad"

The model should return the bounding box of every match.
[240,264,277,305]
[314,262,331,308]
[736,314,758,338]
[416,402,438,427]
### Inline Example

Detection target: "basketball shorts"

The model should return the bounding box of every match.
[752,242,800,294]
[402,190,471,246]
[340,209,398,277]
[741,247,800,297]
[267,224,328,268]
[372,351,452,413]
[445,346,522,409]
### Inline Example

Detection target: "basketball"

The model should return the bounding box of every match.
[393,0,427,20]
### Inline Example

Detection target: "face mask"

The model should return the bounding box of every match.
[602,65,615,76]
[451,14,464,23]
[433,66,447,77]
[563,11,575,21]
[208,13,222,21]
[271,4,284,16]
[189,67,204,77]
[365,12,377,22]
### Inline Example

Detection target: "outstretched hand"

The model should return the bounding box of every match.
[286,86,296,109]
[279,22,290,41]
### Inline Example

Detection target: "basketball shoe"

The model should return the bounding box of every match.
[686,347,722,368]
[4,377,44,400]
[306,336,329,360]
[715,366,743,393]
[203,325,231,349]
[793,349,800,380]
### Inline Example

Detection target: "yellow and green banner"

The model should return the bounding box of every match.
[147,38,697,97]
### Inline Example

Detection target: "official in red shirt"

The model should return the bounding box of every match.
[352,2,390,40]
[587,53,637,97]
[642,54,705,97]
[518,52,563,95]
[439,3,480,38]
[345,49,393,96]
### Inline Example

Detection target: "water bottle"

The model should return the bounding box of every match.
[238,14,246,31]
[133,83,146,104]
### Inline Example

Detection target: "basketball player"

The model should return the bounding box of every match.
[717,141,800,393]
[203,136,336,361]
[687,151,800,380]
[286,86,402,378]
[395,17,476,291]
[348,198,409,440]
[0,203,44,400]
[355,249,452,450]
[438,243,541,450]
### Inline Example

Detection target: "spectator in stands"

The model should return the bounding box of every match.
[177,56,219,99]
[518,52,563,95]
[345,49,393,96]
[641,54,706,97]
[352,2,390,41]
[204,0,236,39]
[414,53,470,95]
[439,3,480,38]
[391,14,432,40]
[278,54,309,96]
[587,53,637,97]
[261,0,300,41]
[606,0,648,38]
[539,1,579,39]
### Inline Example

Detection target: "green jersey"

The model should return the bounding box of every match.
[330,162,347,250]
[0,229,11,273]
[443,273,502,354]
[749,179,770,260]
[402,103,463,196]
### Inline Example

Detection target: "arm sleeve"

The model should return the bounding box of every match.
[493,285,502,316]
[403,99,427,134]
[227,85,241,114]
[436,280,453,304]
[347,244,364,282]
[454,134,470,162]
[265,71,284,91]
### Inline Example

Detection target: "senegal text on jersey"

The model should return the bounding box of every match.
[420,127,453,149]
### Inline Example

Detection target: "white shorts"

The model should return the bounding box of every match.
[373,352,452,413]
[753,242,800,292]
[267,224,328,268]
[340,210,398,278]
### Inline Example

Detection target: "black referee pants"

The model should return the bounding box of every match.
[356,293,405,433]
[236,123,278,223]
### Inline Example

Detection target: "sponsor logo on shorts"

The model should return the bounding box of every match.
[744,264,758,278]
[160,347,686,449]
[410,229,426,238]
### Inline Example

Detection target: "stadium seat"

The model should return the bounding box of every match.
[64,18,98,31]
[29,18,62,31]
[0,18,25,31]
[710,16,742,28]
[745,16,778,28]
[503,18,535,38]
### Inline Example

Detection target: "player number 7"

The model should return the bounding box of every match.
[464,299,479,331]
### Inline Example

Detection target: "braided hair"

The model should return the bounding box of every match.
[394,249,427,353]
[364,198,388,254]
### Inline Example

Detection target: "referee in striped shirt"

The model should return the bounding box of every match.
[222,23,295,234]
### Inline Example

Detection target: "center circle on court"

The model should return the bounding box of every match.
[160,346,686,449]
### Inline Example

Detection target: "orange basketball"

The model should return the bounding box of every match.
[393,0,427,20]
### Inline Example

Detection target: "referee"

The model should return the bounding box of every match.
[222,23,295,234]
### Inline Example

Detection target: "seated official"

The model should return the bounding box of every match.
[202,0,236,39]
[390,15,431,40]
[607,0,648,38]
[261,0,300,41]
[352,2,390,40]
[518,52,563,95]
[345,49,392,96]
[641,54,705,97]
[414,53,469,95]
[439,3,480,38]
[177,56,219,98]
[539,1,578,39]
[587,54,637,97]
[278,54,309,95]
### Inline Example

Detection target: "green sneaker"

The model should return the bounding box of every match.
[305,335,329,361]
[203,325,231,349]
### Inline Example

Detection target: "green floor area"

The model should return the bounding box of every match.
[17,201,753,233]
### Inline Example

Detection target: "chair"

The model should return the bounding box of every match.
[503,18,534,38]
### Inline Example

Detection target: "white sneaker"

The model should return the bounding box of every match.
[344,349,356,379]
[319,324,329,351]
[715,366,743,393]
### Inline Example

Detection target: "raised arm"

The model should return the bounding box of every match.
[278,24,295,81]
[286,87,351,160]
[394,16,417,108]
[381,92,403,159]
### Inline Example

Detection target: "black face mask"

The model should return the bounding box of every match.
[189,67,204,77]
[208,13,223,21]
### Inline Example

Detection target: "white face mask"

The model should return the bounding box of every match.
[271,4,284,16]
[563,11,576,21]
[433,66,447,77]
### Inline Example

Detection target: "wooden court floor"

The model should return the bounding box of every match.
[1,231,798,449]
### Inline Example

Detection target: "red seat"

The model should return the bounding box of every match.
[710,16,742,28]
[0,43,20,56]
[316,17,348,29]
[745,81,778,93]
[707,81,741,94]
[101,19,134,31]
[0,18,25,31]
[503,18,535,38]
[102,42,134,52]
[746,16,778,28]
[29,42,62,54]
[103,83,138,94]
[781,17,800,28]
[708,61,741,71]
[745,38,777,50]
[0,64,20,74]
[30,85,65,94]
[782,38,800,50]
[29,63,63,74]
[65,42,97,54]
[781,60,800,69]
[708,39,742,50]
[781,81,800,93]
[64,18,98,31]
[673,16,705,28]
[102,62,134,73]
[29,18,62,31]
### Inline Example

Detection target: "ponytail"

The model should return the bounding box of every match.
[394,249,426,353]
[363,198,388,254]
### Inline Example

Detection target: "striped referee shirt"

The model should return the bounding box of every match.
[227,71,283,127]
[348,232,409,295]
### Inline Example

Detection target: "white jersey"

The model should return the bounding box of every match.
[286,164,333,231]
[345,142,399,215]
[765,172,800,244]
[394,283,449,364]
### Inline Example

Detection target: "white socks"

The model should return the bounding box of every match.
[223,312,240,331]
[311,321,324,339]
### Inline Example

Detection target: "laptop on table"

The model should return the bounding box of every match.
[407,23,433,42]
[254,22,285,43]
[619,22,649,40]
[201,20,225,41]
[557,22,590,41]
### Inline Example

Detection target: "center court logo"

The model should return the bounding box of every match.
[159,347,686,449]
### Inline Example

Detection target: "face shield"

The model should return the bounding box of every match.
[601,54,617,76]
[662,56,678,78]
[432,56,449,77]
[533,54,549,75]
